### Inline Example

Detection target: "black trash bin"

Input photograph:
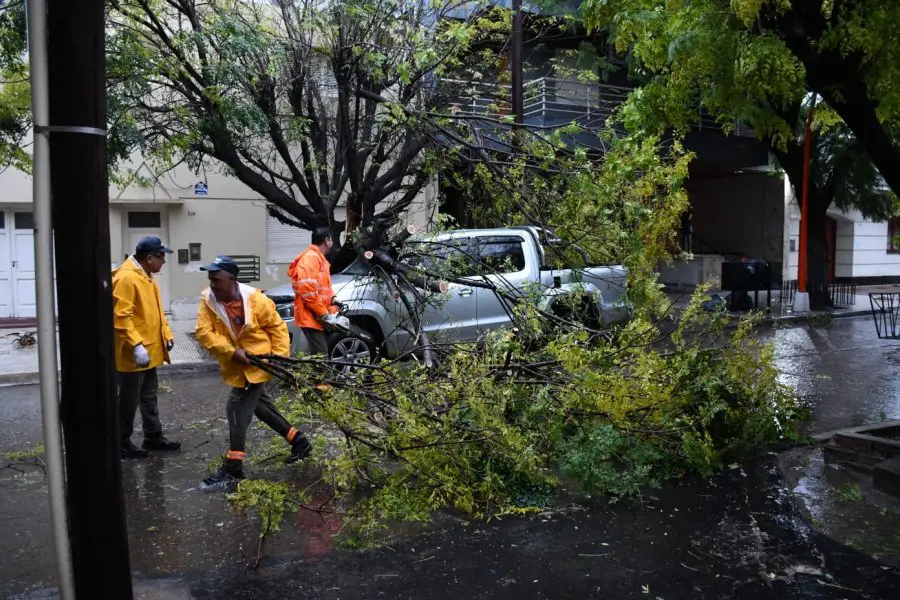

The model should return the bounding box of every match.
[721,258,773,311]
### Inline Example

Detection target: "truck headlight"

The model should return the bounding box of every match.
[277,305,294,319]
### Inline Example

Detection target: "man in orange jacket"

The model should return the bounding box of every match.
[288,226,339,355]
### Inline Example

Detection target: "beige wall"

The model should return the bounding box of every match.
[166,198,280,301]
[1,154,438,318]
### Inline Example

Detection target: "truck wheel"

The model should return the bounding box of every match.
[327,331,376,374]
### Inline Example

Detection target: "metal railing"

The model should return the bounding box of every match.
[781,280,857,308]
[439,77,754,135]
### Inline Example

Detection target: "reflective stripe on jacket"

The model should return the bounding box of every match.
[112,257,173,372]
[194,283,290,388]
[288,245,336,331]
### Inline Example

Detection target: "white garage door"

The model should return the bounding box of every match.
[0,212,12,318]
[0,209,45,319]
[265,208,346,264]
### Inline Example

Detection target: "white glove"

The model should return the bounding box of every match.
[134,343,151,368]
[321,313,338,324]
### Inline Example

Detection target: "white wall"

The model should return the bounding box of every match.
[783,178,900,280]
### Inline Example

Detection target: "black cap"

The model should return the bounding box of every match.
[135,236,173,255]
[200,255,240,276]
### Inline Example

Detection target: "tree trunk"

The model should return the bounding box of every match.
[345,191,362,237]
[805,200,831,310]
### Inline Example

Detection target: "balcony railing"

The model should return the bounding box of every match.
[439,77,755,137]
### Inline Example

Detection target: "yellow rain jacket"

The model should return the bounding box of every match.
[112,257,174,372]
[195,283,290,388]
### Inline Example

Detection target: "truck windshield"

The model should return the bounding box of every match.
[341,259,372,276]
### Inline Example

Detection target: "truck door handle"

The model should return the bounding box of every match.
[458,288,473,297]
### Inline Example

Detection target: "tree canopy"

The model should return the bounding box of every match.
[0,0,30,174]
[107,0,499,242]
[582,0,900,198]
[581,0,898,307]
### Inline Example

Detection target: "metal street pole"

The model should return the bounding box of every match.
[793,104,815,313]
[47,0,134,596]
[25,0,74,594]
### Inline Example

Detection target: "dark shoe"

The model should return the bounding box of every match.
[121,441,149,460]
[200,467,244,493]
[143,436,182,452]
[287,434,312,464]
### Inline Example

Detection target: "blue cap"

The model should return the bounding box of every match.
[135,236,173,255]
[200,255,239,276]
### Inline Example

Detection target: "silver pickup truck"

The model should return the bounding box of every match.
[265,227,631,364]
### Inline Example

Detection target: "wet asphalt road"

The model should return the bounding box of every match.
[768,316,900,433]
[2,316,900,599]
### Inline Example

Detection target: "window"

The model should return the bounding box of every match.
[14,212,33,230]
[403,238,475,277]
[127,211,161,229]
[475,237,526,274]
[889,218,900,254]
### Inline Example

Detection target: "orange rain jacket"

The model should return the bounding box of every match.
[288,245,337,331]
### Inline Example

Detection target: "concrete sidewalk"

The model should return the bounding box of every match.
[0,319,215,384]
[666,284,900,324]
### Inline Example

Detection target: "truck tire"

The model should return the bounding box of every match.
[327,321,381,374]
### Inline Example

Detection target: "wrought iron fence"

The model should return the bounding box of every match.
[780,280,857,308]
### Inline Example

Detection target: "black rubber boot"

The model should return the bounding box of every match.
[287,434,312,464]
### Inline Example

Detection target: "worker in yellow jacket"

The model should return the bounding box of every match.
[194,256,312,492]
[112,236,180,459]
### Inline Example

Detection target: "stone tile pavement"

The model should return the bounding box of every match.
[0,318,213,381]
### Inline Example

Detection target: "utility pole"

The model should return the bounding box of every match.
[794,103,815,314]
[511,0,524,126]
[47,1,134,597]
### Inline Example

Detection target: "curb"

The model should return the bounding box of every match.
[771,308,872,325]
[0,361,218,388]
[718,308,872,331]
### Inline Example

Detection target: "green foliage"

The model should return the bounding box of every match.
[4,442,45,462]
[228,479,300,538]
[259,289,803,546]
[559,424,663,499]
[581,0,900,199]
[833,482,864,504]
[0,0,31,173]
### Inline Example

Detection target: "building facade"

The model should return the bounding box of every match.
[782,179,900,285]
[0,158,436,320]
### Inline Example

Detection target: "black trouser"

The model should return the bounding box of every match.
[302,328,328,356]
[224,383,295,473]
[118,368,163,445]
